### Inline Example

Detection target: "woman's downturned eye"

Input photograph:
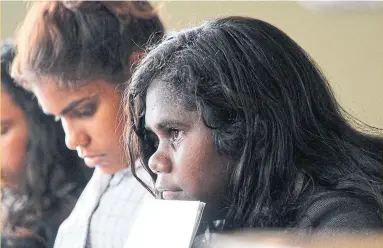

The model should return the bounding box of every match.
[173,130,179,139]
[77,103,97,117]
[170,129,183,142]
[1,125,10,135]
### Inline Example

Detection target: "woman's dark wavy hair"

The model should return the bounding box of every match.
[126,16,383,229]
[1,42,88,244]
[11,1,164,89]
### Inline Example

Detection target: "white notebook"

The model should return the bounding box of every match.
[123,199,205,248]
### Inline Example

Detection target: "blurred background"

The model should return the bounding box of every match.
[2,1,383,128]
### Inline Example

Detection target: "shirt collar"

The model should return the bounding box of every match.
[109,167,131,187]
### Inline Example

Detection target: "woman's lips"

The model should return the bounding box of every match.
[160,190,183,200]
[83,155,106,168]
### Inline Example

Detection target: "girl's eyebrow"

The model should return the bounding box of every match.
[145,120,189,132]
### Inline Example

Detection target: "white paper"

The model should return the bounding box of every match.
[123,199,205,248]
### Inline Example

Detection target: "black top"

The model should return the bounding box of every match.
[295,190,383,233]
[193,190,383,247]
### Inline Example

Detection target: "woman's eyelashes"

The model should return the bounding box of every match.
[169,129,183,144]
[72,102,97,118]
[164,128,184,148]
[147,128,184,150]
[1,123,11,135]
[54,99,99,121]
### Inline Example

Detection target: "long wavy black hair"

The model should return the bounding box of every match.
[1,42,89,243]
[126,17,383,229]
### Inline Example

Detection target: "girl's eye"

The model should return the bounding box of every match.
[169,129,183,142]
[1,125,10,135]
[73,103,97,118]
[170,129,180,141]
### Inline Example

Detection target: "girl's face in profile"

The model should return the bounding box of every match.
[144,80,234,221]
[0,90,28,189]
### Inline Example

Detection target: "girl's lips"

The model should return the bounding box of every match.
[84,155,106,168]
[160,190,184,200]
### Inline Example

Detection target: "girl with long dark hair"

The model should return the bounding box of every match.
[126,17,383,239]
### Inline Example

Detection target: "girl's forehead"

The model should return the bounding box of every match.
[32,79,116,116]
[145,80,198,126]
[146,80,183,104]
